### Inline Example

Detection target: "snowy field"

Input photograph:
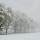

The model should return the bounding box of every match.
[0,32,40,40]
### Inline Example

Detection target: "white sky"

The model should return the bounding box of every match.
[0,0,40,23]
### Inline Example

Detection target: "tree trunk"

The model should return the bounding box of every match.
[6,27,8,35]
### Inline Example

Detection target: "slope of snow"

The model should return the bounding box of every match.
[0,33,40,40]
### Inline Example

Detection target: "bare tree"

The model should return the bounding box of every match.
[12,11,32,33]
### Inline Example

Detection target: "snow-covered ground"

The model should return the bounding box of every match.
[0,33,40,40]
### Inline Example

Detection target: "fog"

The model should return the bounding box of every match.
[0,0,40,23]
[0,0,40,40]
